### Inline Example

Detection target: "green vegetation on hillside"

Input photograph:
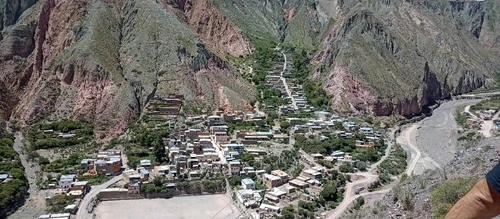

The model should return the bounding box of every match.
[289,48,330,109]
[46,194,74,213]
[42,153,84,173]
[126,126,170,168]
[0,131,28,218]
[294,135,355,155]
[27,120,94,149]
[430,178,477,219]
[250,149,301,174]
[378,145,407,176]
[470,96,500,111]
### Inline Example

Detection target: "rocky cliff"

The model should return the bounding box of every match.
[0,0,255,139]
[314,0,500,116]
[2,0,500,135]
[215,0,500,117]
[160,0,252,57]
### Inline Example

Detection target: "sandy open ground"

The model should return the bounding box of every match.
[95,194,241,219]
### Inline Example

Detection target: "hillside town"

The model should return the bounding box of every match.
[29,48,392,219]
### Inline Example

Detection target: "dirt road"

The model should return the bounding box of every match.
[326,173,380,219]
[465,104,500,138]
[279,52,297,110]
[326,138,395,219]
[328,99,481,218]
[76,176,123,219]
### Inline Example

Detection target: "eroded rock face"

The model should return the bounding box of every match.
[160,0,252,57]
[0,0,255,139]
[314,0,500,117]
[0,0,38,31]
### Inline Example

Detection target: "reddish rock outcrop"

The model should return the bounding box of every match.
[160,0,252,57]
[314,0,498,117]
[0,0,254,140]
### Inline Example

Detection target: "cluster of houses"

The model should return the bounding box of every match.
[57,174,90,197]
[80,150,123,176]
[463,109,499,129]
[289,111,381,148]
[48,151,124,196]
[235,165,326,214]
[263,69,314,114]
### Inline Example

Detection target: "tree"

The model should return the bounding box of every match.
[379,172,391,184]
[228,176,241,187]
[153,138,166,164]
[355,161,368,171]
[320,181,338,202]
[153,176,165,187]
[10,168,25,180]
[241,152,255,163]
[280,122,290,133]
[298,200,315,211]
[281,205,296,219]
[339,164,355,173]
[353,197,365,210]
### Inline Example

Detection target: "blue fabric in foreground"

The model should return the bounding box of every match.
[486,162,500,194]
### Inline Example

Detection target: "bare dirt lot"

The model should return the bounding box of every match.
[95,195,241,219]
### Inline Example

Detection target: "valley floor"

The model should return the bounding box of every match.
[8,132,46,219]
[337,97,496,218]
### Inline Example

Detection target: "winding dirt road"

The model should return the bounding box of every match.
[402,124,421,176]
[327,99,482,218]
[326,137,395,219]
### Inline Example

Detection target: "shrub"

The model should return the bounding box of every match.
[430,178,477,219]
[339,164,355,173]
[353,197,365,210]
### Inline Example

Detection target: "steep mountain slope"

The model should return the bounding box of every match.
[215,0,500,117]
[315,0,500,116]
[0,0,255,139]
[212,0,335,49]
[2,0,500,136]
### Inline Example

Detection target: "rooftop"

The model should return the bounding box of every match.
[263,173,281,181]
[140,160,152,166]
[271,170,289,178]
[242,178,255,185]
[72,181,88,186]
[0,174,9,180]
[60,174,76,180]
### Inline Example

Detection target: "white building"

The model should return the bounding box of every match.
[59,174,76,189]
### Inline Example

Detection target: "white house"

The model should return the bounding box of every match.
[59,174,76,189]
[241,178,256,190]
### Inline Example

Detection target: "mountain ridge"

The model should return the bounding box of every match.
[0,0,500,137]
